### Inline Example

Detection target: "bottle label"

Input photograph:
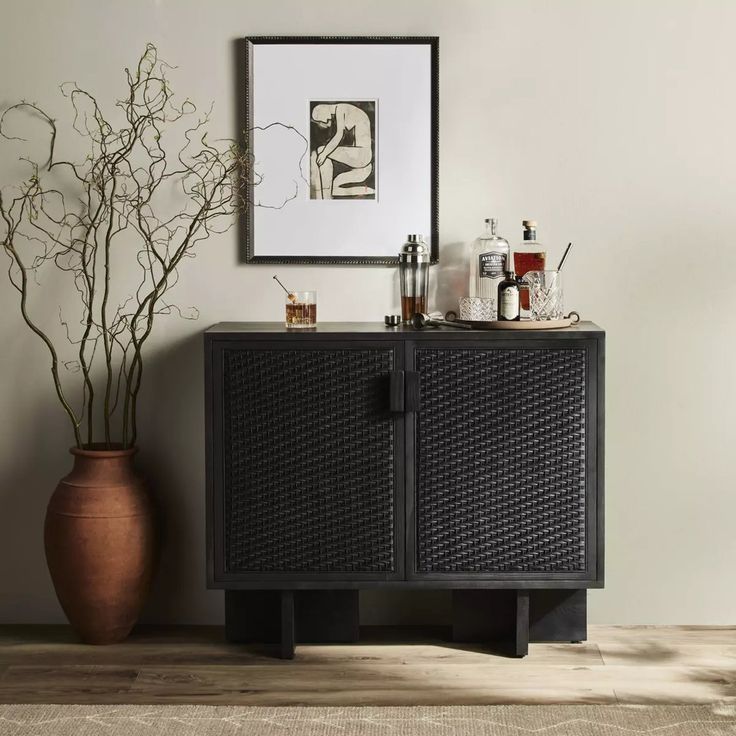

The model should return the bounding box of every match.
[479,251,506,279]
[499,287,519,320]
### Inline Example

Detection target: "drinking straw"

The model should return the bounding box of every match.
[557,242,573,271]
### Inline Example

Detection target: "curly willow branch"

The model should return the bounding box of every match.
[0,43,264,448]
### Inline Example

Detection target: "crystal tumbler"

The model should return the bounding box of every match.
[522,271,563,321]
[458,296,496,322]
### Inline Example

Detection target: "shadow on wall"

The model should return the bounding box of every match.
[434,241,468,315]
[0,390,70,623]
[136,329,222,625]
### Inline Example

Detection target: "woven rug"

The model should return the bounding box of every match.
[0,704,735,735]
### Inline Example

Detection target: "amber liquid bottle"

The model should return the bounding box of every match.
[514,220,546,315]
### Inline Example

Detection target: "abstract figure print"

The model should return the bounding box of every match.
[309,100,377,200]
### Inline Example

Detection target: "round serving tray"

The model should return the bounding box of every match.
[458,318,571,330]
[447,312,580,331]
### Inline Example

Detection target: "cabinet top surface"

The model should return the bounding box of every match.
[206,321,604,338]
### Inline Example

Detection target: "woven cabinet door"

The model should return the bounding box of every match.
[216,343,402,581]
[410,343,594,580]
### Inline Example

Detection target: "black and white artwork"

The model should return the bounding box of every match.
[243,37,438,264]
[309,101,376,200]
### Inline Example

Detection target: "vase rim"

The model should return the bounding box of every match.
[70,444,138,458]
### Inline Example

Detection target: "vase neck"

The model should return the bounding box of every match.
[67,448,138,487]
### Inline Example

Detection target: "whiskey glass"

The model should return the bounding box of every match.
[523,271,563,321]
[458,296,496,322]
[285,290,317,329]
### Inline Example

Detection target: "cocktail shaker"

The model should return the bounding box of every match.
[399,234,430,324]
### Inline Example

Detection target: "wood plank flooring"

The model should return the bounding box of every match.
[0,625,734,705]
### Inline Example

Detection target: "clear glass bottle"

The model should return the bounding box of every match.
[469,218,510,302]
[513,220,546,317]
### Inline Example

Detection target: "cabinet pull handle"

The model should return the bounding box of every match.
[405,371,421,413]
[390,371,405,413]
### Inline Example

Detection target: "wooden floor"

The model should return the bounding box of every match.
[0,625,734,705]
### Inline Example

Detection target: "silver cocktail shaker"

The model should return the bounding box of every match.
[399,234,430,324]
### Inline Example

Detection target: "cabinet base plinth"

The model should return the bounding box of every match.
[225,588,587,659]
[225,590,359,657]
[452,589,587,657]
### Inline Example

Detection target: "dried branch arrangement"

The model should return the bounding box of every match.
[0,44,255,449]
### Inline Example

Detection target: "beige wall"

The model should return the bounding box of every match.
[1,0,735,626]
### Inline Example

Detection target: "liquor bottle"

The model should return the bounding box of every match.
[469,218,510,302]
[513,220,546,315]
[497,268,520,321]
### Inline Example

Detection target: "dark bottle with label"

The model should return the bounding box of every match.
[497,269,520,321]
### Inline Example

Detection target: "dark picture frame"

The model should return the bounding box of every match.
[242,36,439,265]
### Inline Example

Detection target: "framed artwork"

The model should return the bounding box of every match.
[242,36,439,265]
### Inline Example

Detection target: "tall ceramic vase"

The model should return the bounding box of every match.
[44,446,156,644]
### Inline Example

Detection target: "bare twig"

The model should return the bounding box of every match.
[0,44,279,448]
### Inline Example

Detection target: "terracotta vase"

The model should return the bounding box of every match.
[44,446,156,644]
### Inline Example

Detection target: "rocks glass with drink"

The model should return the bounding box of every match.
[273,276,317,329]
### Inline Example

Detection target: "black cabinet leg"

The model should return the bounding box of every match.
[280,591,295,660]
[528,590,587,643]
[515,590,530,658]
[296,591,360,643]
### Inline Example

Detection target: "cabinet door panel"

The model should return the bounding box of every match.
[213,342,403,582]
[410,342,595,580]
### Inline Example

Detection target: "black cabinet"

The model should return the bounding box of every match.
[205,322,604,657]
